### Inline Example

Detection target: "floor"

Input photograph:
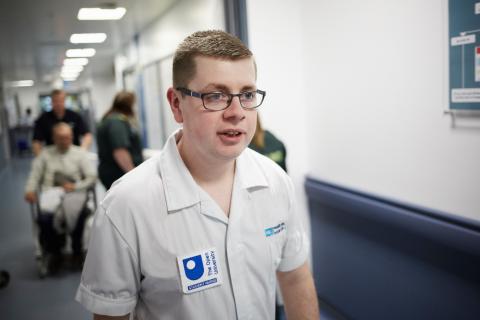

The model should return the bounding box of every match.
[0,156,94,320]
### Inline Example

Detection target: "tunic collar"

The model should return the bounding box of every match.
[158,129,269,212]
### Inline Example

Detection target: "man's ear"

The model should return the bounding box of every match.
[167,87,183,123]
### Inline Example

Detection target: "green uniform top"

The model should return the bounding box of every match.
[96,113,143,189]
[249,130,287,172]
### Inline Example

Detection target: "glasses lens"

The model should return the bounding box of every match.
[203,92,229,110]
[239,91,258,109]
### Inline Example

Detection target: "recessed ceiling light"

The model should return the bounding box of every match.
[78,7,126,20]
[61,72,79,79]
[61,70,81,76]
[8,80,34,87]
[61,65,84,72]
[64,58,89,66]
[60,73,79,79]
[66,48,96,58]
[70,33,107,44]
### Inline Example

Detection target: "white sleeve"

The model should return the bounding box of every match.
[277,177,309,272]
[75,204,140,316]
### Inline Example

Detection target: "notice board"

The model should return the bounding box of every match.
[449,0,480,110]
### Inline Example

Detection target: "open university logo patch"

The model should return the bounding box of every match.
[182,255,204,280]
[177,247,222,294]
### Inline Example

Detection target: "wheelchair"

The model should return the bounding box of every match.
[29,187,97,278]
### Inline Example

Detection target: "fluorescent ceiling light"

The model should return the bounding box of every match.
[9,80,34,87]
[70,33,107,44]
[78,7,126,20]
[64,58,89,66]
[61,71,81,78]
[66,48,96,58]
[61,65,84,72]
[61,71,80,78]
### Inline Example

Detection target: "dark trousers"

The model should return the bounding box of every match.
[37,208,90,256]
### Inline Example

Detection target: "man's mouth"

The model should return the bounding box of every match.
[219,129,243,136]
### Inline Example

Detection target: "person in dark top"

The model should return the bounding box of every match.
[96,91,144,190]
[32,89,92,156]
[249,115,287,172]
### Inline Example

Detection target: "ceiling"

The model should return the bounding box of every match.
[0,0,176,86]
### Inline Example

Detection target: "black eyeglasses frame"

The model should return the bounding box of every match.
[176,87,266,111]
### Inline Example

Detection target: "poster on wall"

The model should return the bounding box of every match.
[449,0,480,110]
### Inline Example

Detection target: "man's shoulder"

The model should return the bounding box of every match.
[40,145,57,157]
[44,144,56,151]
[101,155,166,217]
[69,145,82,151]
[65,109,80,116]
[64,109,83,120]
[241,149,294,208]
[35,111,53,124]
[241,148,291,192]
[68,145,89,157]
[108,156,162,197]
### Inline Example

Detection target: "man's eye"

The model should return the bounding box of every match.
[242,92,255,100]
[204,93,225,102]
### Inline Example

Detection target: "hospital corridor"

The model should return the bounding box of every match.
[0,157,92,319]
[1,0,479,319]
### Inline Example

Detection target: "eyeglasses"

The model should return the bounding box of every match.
[176,87,266,111]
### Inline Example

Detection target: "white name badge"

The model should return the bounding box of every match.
[177,247,222,294]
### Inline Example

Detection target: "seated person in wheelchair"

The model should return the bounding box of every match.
[24,122,97,273]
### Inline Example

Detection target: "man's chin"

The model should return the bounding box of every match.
[217,146,247,161]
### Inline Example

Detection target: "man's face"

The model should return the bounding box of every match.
[53,126,73,151]
[52,92,66,115]
[170,56,258,164]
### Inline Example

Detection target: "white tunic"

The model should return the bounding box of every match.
[76,130,308,320]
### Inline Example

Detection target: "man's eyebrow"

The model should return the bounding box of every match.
[200,83,256,92]
[240,85,256,92]
[200,84,229,92]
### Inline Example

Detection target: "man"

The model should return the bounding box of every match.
[32,89,92,156]
[25,122,97,272]
[76,30,319,320]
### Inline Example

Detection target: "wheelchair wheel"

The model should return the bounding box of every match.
[0,270,9,289]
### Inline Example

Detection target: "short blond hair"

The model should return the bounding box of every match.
[173,30,253,87]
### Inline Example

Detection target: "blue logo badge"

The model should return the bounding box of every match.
[264,222,286,237]
[182,255,204,280]
[177,248,222,294]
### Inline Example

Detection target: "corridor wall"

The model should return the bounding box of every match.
[247,0,480,221]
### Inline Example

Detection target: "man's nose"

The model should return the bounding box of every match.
[223,96,245,120]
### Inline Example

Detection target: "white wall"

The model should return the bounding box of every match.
[88,74,117,121]
[247,0,311,239]
[248,0,480,221]
[4,86,47,126]
[15,87,39,119]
